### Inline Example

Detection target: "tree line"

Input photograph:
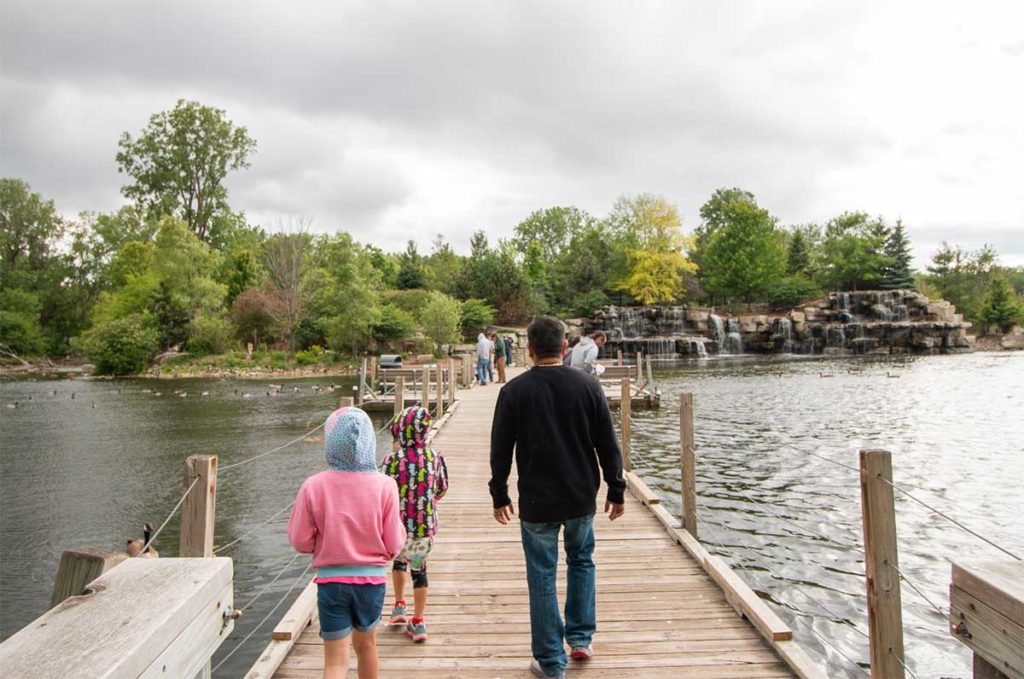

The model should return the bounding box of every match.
[2,100,1021,373]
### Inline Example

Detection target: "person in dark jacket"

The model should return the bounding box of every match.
[489,315,625,679]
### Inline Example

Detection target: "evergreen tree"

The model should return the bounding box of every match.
[396,240,425,289]
[978,276,1022,333]
[881,219,914,289]
[786,230,810,275]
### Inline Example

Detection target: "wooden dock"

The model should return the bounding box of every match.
[254,367,812,678]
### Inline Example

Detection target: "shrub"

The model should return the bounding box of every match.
[294,317,328,350]
[79,314,160,375]
[372,304,416,342]
[766,275,823,309]
[295,345,325,366]
[459,298,496,337]
[0,288,46,356]
[186,315,235,355]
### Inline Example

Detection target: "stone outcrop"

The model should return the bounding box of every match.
[586,290,974,357]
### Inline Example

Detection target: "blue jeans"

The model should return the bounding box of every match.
[520,514,596,676]
[476,358,489,384]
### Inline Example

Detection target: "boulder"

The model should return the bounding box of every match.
[790,311,805,323]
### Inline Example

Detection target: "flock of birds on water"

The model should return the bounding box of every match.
[3,382,347,410]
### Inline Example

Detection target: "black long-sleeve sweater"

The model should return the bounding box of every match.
[489,365,626,523]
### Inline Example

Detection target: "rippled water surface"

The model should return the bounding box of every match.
[626,352,1023,678]
[2,353,1021,678]
[0,374,389,677]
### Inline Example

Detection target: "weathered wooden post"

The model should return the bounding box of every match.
[338,396,354,408]
[394,376,406,417]
[859,449,906,679]
[358,359,367,404]
[462,354,472,387]
[50,548,127,609]
[368,356,377,392]
[180,455,217,559]
[424,366,432,412]
[448,358,457,406]
[436,365,446,418]
[679,393,697,538]
[617,349,623,366]
[620,377,631,471]
[637,351,644,382]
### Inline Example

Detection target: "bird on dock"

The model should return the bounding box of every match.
[126,523,159,558]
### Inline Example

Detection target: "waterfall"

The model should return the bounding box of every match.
[709,314,725,346]
[771,318,794,353]
[724,318,744,354]
[688,338,709,359]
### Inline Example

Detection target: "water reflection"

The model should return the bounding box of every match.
[623,352,1024,678]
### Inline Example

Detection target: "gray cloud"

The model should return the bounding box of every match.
[1,1,1022,266]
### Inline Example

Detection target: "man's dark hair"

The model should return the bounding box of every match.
[527,315,566,359]
[590,330,607,342]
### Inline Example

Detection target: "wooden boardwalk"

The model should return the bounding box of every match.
[269,368,799,678]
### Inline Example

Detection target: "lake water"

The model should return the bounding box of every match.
[625,351,1023,678]
[1,353,1021,677]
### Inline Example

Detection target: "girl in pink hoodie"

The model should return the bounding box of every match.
[288,406,405,679]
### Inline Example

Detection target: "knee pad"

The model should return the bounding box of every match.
[411,568,428,589]
[392,560,408,572]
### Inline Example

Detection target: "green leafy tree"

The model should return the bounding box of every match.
[371,304,416,342]
[264,229,311,351]
[692,188,756,293]
[549,223,615,316]
[423,235,463,295]
[977,276,1021,332]
[512,206,593,261]
[817,212,890,291]
[766,275,823,308]
[396,240,426,290]
[925,242,998,321]
[701,198,785,303]
[116,99,256,243]
[0,288,46,355]
[420,292,462,353]
[880,219,915,289]
[459,298,496,337]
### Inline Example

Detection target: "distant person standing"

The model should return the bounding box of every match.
[504,334,515,367]
[475,332,493,386]
[493,333,508,383]
[562,336,581,367]
[489,316,625,679]
[569,331,607,374]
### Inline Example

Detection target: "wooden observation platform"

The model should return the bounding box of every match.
[249,367,814,678]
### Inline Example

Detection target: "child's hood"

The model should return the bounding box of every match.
[324,406,377,472]
[391,406,432,449]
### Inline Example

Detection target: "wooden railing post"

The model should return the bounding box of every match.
[424,366,432,412]
[394,376,405,417]
[436,365,446,418]
[617,349,623,365]
[620,377,631,471]
[860,449,906,679]
[368,356,377,391]
[358,359,367,404]
[50,548,127,608]
[679,393,697,538]
[180,455,217,558]
[448,358,457,405]
[338,396,354,408]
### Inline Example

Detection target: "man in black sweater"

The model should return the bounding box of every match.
[489,315,626,679]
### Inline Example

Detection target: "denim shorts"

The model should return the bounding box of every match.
[317,582,385,640]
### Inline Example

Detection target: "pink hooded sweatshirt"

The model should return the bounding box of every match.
[287,407,406,584]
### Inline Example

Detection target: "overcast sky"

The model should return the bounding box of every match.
[2,1,1022,266]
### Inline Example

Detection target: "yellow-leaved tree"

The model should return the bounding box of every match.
[608,194,697,305]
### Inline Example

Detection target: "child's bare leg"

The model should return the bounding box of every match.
[351,629,379,678]
[323,636,351,679]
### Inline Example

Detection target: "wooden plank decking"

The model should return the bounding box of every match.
[271,368,796,678]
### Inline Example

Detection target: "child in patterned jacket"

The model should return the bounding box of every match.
[380,405,449,642]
